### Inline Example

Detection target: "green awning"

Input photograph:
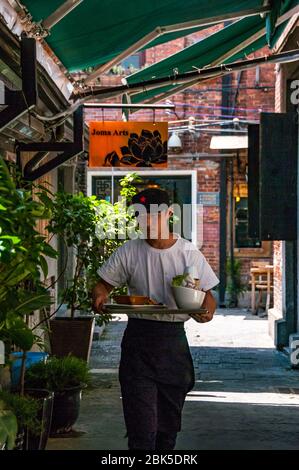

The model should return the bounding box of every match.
[128,21,289,105]
[127,16,268,85]
[21,0,269,71]
[126,0,296,104]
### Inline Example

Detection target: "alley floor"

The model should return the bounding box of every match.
[47,309,299,450]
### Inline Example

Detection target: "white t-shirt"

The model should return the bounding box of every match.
[97,236,219,322]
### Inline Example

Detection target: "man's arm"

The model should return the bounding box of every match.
[197,290,217,323]
[92,278,114,313]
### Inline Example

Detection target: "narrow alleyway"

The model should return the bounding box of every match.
[47,310,299,450]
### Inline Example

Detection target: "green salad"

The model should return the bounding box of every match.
[172,274,187,287]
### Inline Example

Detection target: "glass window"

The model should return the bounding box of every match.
[121,52,145,71]
[92,174,193,240]
[235,197,261,248]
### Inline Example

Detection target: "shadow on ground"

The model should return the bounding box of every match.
[47,310,299,450]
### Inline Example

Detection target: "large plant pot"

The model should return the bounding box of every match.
[50,385,84,436]
[50,317,95,361]
[10,352,49,389]
[24,389,54,450]
[13,429,25,450]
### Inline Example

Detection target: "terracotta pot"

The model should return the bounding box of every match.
[50,317,95,362]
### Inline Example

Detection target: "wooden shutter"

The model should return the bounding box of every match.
[248,124,260,239]
[260,112,298,241]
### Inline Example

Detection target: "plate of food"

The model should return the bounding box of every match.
[113,295,158,305]
[104,295,167,312]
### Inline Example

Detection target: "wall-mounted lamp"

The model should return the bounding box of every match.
[168,131,182,153]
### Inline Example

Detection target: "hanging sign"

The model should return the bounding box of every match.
[89,121,168,167]
[197,192,220,206]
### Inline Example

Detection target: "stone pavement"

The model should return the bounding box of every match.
[47,309,299,450]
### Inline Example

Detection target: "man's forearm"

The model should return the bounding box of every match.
[93,278,114,296]
[92,278,114,313]
[197,290,216,323]
[202,290,217,315]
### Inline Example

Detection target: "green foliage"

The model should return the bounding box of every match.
[48,173,141,324]
[0,391,40,436]
[171,274,187,287]
[0,400,18,450]
[0,157,56,354]
[226,258,247,307]
[0,158,56,298]
[25,356,90,392]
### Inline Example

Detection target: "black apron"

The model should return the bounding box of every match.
[119,318,195,439]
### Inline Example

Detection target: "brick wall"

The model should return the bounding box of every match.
[84,30,276,281]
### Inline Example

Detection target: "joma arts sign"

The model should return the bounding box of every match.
[89,121,168,168]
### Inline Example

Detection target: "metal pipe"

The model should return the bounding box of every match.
[42,0,83,30]
[76,49,299,102]
[168,153,236,158]
[83,102,175,109]
[36,49,299,123]
[169,127,248,133]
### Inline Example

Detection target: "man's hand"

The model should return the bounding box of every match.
[92,279,113,313]
[194,290,216,323]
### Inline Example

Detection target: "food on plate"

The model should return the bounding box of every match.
[172,274,187,287]
[172,273,200,290]
[113,295,158,305]
[172,266,206,313]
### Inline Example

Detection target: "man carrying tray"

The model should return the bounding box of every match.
[92,188,219,451]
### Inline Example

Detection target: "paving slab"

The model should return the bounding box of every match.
[47,310,299,450]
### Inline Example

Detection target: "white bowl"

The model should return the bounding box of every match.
[172,286,206,310]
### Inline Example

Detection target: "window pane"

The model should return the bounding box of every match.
[235,197,261,248]
[91,174,193,241]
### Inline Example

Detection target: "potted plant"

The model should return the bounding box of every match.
[0,398,18,450]
[226,258,247,307]
[47,173,141,360]
[0,157,57,390]
[0,157,56,450]
[0,389,47,450]
[25,355,90,435]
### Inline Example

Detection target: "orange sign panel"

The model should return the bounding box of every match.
[89,121,168,167]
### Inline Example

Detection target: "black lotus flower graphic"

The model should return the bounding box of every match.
[104,129,167,167]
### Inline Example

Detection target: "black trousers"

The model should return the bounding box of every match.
[119,318,195,451]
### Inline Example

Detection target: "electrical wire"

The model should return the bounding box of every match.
[161,101,272,113]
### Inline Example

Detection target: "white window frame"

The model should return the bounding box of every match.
[87,169,198,245]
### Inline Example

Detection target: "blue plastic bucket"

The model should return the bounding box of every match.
[10,352,48,388]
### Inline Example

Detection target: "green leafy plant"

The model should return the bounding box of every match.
[25,356,90,392]
[0,399,18,450]
[226,258,247,307]
[47,172,141,325]
[0,390,40,436]
[0,157,57,392]
[172,274,187,287]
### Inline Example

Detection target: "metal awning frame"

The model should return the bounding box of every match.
[84,5,272,84]
[72,48,299,104]
[126,3,299,107]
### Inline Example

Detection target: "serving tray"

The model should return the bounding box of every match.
[103,304,208,315]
